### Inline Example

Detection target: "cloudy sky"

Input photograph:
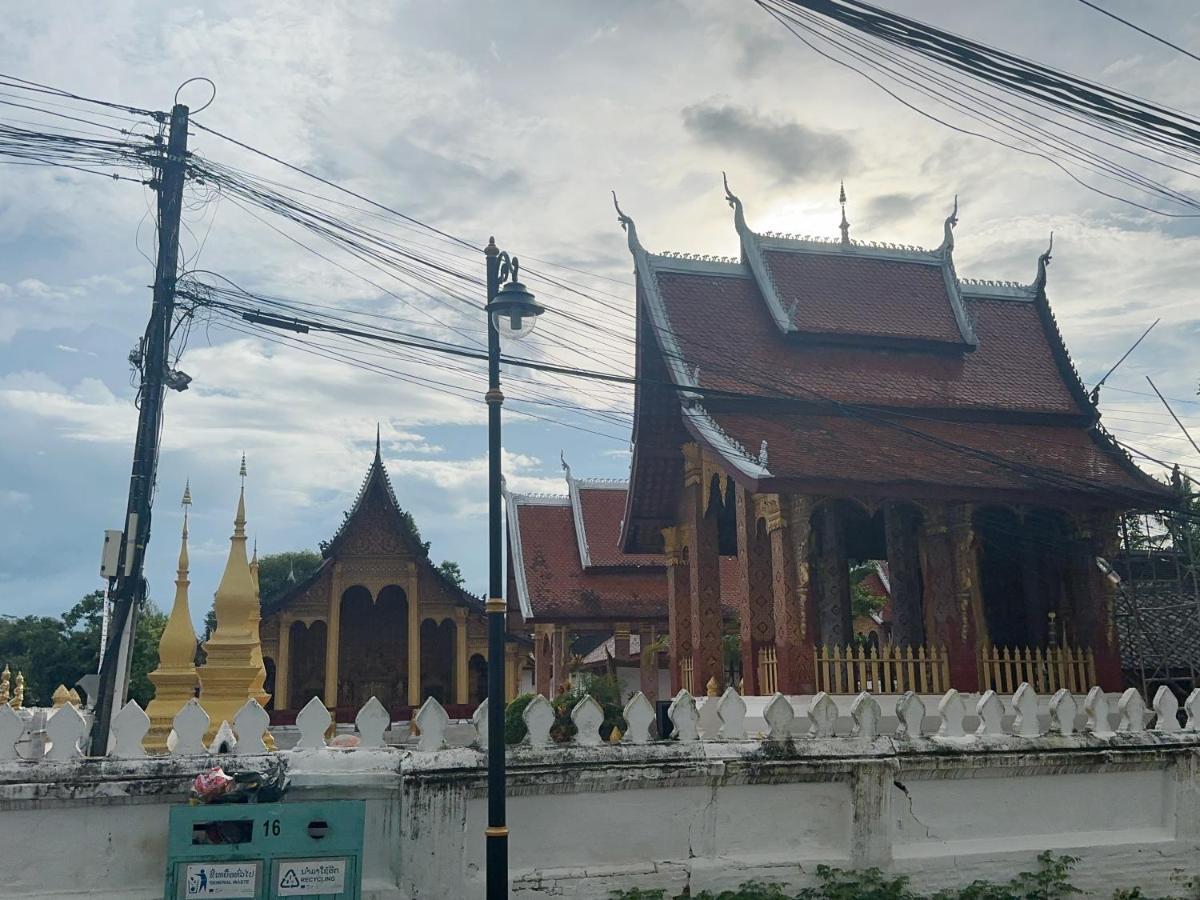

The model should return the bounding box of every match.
[2,0,1199,631]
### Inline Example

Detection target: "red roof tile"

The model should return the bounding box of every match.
[761,250,966,345]
[707,410,1163,502]
[576,487,662,569]
[514,501,667,621]
[654,270,1082,416]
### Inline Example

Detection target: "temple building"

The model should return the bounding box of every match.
[259,436,528,714]
[612,182,1171,697]
[505,460,741,700]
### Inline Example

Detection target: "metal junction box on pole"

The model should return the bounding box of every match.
[164,800,365,899]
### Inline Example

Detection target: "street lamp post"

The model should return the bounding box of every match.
[483,237,544,898]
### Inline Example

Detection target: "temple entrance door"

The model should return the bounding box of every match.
[468,653,488,703]
[420,618,456,704]
[337,584,408,710]
[288,620,327,710]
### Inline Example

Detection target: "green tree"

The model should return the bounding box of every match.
[257,550,323,603]
[0,591,166,708]
[437,560,465,587]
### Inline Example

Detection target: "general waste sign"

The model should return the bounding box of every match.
[183,862,259,898]
[276,858,347,896]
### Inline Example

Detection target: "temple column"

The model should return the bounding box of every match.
[663,526,692,694]
[921,504,982,691]
[638,624,659,703]
[550,626,569,696]
[813,502,851,649]
[884,502,925,648]
[614,624,630,665]
[534,626,552,696]
[324,594,341,708]
[1020,514,1049,647]
[738,487,776,695]
[505,644,519,702]
[454,608,469,705]
[684,445,724,693]
[1068,512,1123,690]
[275,616,291,710]
[763,495,815,693]
[407,581,421,706]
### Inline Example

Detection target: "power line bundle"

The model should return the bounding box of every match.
[758,0,1200,217]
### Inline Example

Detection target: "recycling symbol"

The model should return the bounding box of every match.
[280,869,301,889]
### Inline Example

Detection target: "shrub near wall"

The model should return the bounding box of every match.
[611,853,1199,900]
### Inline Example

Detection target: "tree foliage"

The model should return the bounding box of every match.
[0,590,166,707]
[257,550,323,602]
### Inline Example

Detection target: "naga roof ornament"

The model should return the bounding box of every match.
[938,194,959,256]
[1033,232,1053,295]
[613,191,642,254]
[723,171,748,234]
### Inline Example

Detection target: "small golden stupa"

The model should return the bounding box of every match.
[144,483,200,753]
[196,456,265,742]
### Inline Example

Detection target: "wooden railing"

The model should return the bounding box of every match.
[978,644,1096,694]
[814,644,950,694]
[756,645,778,695]
[680,655,694,695]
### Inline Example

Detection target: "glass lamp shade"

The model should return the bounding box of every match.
[487,280,544,341]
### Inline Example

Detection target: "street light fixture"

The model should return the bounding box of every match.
[483,236,542,899]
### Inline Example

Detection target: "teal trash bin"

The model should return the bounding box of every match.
[164,799,365,899]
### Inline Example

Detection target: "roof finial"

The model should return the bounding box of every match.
[234,455,247,537]
[722,171,749,239]
[839,181,850,245]
[375,422,382,458]
[612,191,642,254]
[939,194,959,255]
[1033,231,1054,295]
[560,450,571,475]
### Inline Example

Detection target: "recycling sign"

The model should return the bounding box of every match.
[276,858,347,896]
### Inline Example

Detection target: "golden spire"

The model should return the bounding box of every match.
[145,484,200,751]
[11,672,23,709]
[197,456,265,743]
[0,665,8,704]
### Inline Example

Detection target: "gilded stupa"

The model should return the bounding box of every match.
[196,456,265,742]
[144,484,200,753]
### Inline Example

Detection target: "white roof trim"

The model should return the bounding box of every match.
[873,560,891,595]
[683,403,772,480]
[648,252,748,276]
[505,490,569,621]
[574,477,628,490]
[563,465,593,570]
[958,278,1038,301]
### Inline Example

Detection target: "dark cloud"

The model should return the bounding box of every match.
[864,192,932,224]
[681,101,854,184]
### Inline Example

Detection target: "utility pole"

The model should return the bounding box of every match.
[89,102,190,755]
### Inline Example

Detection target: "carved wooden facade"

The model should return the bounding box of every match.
[259,443,525,712]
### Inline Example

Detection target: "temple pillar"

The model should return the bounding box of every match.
[505,644,520,702]
[275,616,291,711]
[1069,512,1123,690]
[738,487,776,695]
[534,626,552,696]
[921,504,982,691]
[614,623,631,665]
[684,445,724,693]
[764,495,816,693]
[884,502,925,648]
[323,590,341,708]
[813,502,851,649]
[638,624,658,703]
[454,608,469,705]
[407,582,421,706]
[662,526,692,694]
[550,626,569,696]
[1020,514,1049,647]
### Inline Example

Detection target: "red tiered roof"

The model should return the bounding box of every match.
[616,191,1168,552]
[507,469,743,624]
